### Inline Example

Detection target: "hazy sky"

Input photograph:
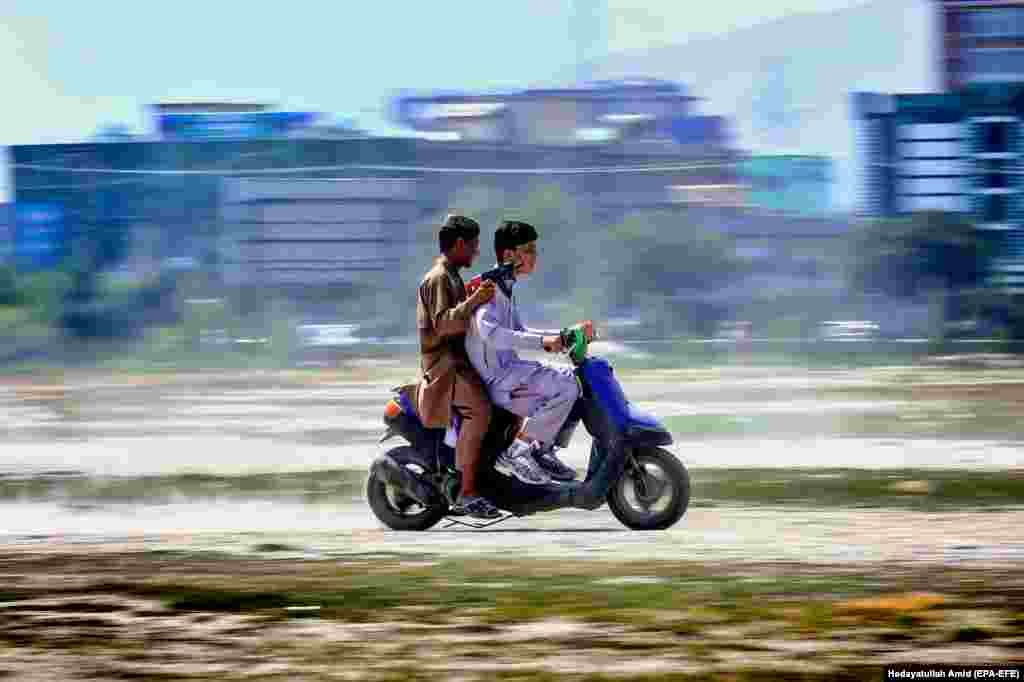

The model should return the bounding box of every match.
[604,0,883,50]
[1,0,885,201]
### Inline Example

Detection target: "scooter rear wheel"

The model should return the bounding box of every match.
[608,446,690,530]
[367,446,448,531]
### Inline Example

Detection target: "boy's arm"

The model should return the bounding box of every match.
[418,273,482,338]
[474,300,545,351]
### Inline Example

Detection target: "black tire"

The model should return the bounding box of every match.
[366,446,448,531]
[608,447,690,530]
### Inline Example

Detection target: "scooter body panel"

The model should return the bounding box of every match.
[380,355,671,516]
[579,357,673,447]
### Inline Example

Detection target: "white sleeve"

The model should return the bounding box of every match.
[476,301,545,351]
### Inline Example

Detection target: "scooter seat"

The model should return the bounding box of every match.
[396,390,415,418]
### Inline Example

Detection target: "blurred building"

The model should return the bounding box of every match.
[739,155,832,216]
[0,203,12,264]
[150,102,323,141]
[854,0,1024,292]
[220,177,424,287]
[10,83,749,287]
[936,1,1024,91]
[10,81,841,316]
[392,79,726,150]
[853,92,968,217]
[394,79,747,225]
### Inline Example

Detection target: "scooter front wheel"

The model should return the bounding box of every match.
[367,446,448,531]
[608,447,690,530]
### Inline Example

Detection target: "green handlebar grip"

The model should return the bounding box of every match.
[560,324,588,365]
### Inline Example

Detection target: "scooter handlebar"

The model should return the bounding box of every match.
[560,325,589,365]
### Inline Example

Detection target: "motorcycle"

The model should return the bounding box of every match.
[367,326,690,530]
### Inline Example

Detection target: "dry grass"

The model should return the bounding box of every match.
[0,552,1020,680]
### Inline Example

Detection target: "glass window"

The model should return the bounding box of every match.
[983,194,1009,223]
[966,8,1024,37]
[965,49,1024,79]
[986,172,1009,189]
[984,122,1010,152]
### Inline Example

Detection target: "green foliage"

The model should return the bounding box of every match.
[0,266,20,305]
[15,270,74,325]
[268,298,297,367]
[849,211,990,299]
[405,184,755,337]
[602,210,745,335]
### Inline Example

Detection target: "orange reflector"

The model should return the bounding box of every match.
[384,400,402,418]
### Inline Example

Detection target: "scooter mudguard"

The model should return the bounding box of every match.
[371,452,441,507]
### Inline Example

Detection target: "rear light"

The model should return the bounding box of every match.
[384,399,402,418]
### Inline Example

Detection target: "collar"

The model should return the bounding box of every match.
[493,263,517,295]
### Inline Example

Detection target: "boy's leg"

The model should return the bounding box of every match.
[503,364,579,446]
[450,368,500,518]
[490,362,578,484]
[513,364,579,481]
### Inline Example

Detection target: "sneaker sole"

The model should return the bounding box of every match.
[494,462,550,485]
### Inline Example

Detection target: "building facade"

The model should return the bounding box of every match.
[740,155,832,216]
[220,176,426,287]
[0,203,11,264]
[10,83,841,319]
[391,79,726,150]
[854,0,1024,292]
[938,1,1024,91]
[9,135,742,288]
[7,82,753,284]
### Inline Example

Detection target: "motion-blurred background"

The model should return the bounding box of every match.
[6,0,1022,370]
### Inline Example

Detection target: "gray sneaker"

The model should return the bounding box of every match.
[494,440,551,485]
[533,445,577,482]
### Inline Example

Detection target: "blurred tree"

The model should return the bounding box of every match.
[15,270,73,326]
[0,266,20,306]
[415,181,601,315]
[605,210,743,307]
[848,211,996,345]
[849,211,991,299]
[499,182,595,297]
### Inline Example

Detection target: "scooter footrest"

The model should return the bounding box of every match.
[442,514,515,529]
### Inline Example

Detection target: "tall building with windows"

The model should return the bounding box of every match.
[938,1,1024,90]
[854,0,1024,292]
[0,203,11,264]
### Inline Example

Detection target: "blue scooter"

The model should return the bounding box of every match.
[368,326,690,530]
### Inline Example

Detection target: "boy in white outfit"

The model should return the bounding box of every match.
[465,220,594,484]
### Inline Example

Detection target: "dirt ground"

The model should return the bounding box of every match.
[1,365,1022,679]
[0,549,1021,681]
